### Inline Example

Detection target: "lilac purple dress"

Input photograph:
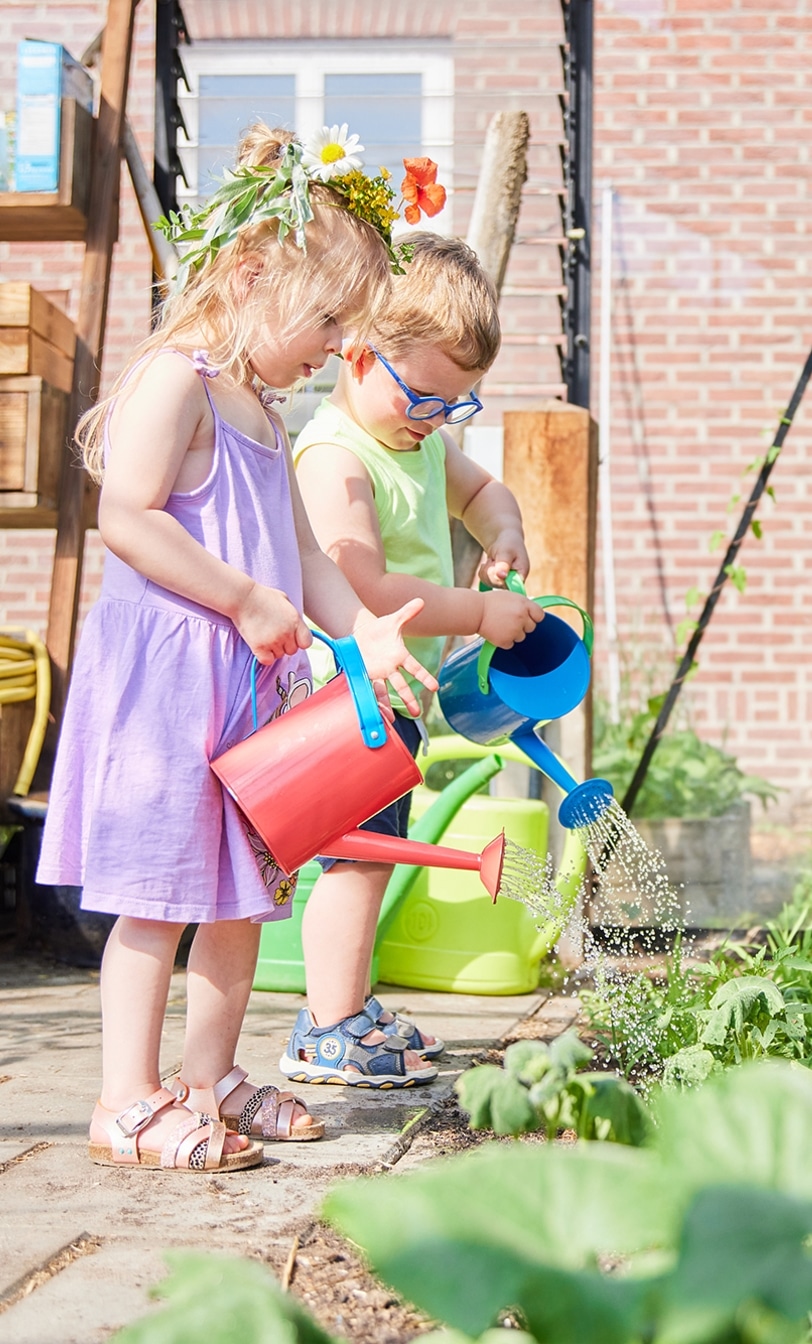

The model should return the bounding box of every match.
[37,350,312,924]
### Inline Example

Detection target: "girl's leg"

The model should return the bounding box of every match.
[181,919,318,1134]
[91,915,249,1155]
[182,918,261,1088]
[300,863,427,1070]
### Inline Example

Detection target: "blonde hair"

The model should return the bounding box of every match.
[79,125,392,482]
[371,232,501,372]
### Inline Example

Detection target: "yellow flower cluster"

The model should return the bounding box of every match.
[333,167,400,242]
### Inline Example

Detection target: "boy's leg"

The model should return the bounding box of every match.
[300,862,429,1071]
[181,918,319,1135]
[91,915,249,1156]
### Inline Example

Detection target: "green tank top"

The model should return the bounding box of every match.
[293,399,454,712]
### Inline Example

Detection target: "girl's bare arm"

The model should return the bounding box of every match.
[98,355,310,662]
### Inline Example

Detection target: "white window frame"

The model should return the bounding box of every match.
[178,42,455,229]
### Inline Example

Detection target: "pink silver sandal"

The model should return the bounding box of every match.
[88,1086,263,1171]
[181,1065,325,1142]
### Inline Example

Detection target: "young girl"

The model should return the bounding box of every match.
[36,124,437,1172]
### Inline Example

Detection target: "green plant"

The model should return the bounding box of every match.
[325,1063,812,1344]
[114,1066,812,1344]
[456,1029,651,1144]
[582,925,812,1082]
[113,1250,335,1343]
[593,696,780,820]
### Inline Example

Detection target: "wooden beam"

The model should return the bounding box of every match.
[503,402,598,965]
[45,0,136,728]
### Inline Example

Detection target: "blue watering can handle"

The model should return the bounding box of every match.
[249,631,386,750]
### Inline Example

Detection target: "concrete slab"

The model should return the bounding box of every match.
[0,954,543,1340]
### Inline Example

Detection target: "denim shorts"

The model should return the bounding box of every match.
[316,712,424,871]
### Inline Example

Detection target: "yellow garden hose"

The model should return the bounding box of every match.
[0,627,51,796]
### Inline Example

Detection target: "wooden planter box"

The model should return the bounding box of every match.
[0,283,76,391]
[0,375,70,520]
[0,100,92,242]
[589,802,755,930]
[0,283,75,524]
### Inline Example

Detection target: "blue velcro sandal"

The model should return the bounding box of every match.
[364,995,446,1059]
[279,1007,439,1088]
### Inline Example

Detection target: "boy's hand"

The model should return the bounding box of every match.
[234,582,313,663]
[478,529,531,589]
[352,599,439,718]
[478,590,544,649]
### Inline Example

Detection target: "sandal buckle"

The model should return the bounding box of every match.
[115,1098,155,1137]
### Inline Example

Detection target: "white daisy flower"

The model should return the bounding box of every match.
[302,123,365,181]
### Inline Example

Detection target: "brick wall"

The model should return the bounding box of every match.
[0,0,156,634]
[593,0,812,810]
[1,0,810,811]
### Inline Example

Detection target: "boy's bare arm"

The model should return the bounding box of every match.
[296,440,541,648]
[296,439,486,636]
[443,432,531,586]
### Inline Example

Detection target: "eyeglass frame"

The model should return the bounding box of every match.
[368,345,483,425]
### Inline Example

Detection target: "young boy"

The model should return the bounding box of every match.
[279,232,542,1088]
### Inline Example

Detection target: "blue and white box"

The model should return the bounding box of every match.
[15,40,93,193]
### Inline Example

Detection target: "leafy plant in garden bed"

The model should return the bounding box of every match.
[114,1064,812,1344]
[455,1028,651,1145]
[580,911,812,1084]
[592,696,779,820]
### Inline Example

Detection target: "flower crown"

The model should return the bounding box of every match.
[155,124,447,286]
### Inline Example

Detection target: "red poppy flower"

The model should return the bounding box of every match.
[401,157,447,224]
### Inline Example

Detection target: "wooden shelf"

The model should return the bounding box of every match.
[0,101,93,243]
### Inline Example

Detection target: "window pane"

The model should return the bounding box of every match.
[197,74,295,187]
[324,73,421,182]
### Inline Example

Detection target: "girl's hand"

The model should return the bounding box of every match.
[353,598,439,718]
[234,582,313,663]
[478,590,543,650]
[478,530,531,589]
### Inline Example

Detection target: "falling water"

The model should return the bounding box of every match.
[577,797,684,934]
[495,797,691,1089]
[497,837,575,926]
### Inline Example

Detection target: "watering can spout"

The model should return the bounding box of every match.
[321,829,507,900]
[509,729,614,830]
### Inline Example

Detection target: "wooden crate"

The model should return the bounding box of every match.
[0,375,69,516]
[0,284,76,393]
[0,100,92,243]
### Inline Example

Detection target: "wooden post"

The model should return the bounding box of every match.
[503,402,599,963]
[466,110,530,295]
[45,0,136,728]
[451,110,530,590]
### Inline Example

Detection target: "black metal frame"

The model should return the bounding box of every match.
[560,0,594,409]
[154,0,190,218]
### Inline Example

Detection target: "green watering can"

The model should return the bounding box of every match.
[375,736,586,995]
[253,734,586,995]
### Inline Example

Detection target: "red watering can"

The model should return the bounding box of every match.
[210,632,507,899]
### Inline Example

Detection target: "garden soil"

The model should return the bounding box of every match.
[0,947,577,1344]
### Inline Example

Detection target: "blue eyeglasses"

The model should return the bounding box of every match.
[370,346,483,425]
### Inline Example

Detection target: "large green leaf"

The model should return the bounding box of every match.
[657,1185,812,1341]
[652,1062,812,1203]
[324,1143,669,1337]
[113,1252,337,1344]
[698,976,787,1047]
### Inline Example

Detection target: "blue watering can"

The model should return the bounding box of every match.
[437,574,614,829]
